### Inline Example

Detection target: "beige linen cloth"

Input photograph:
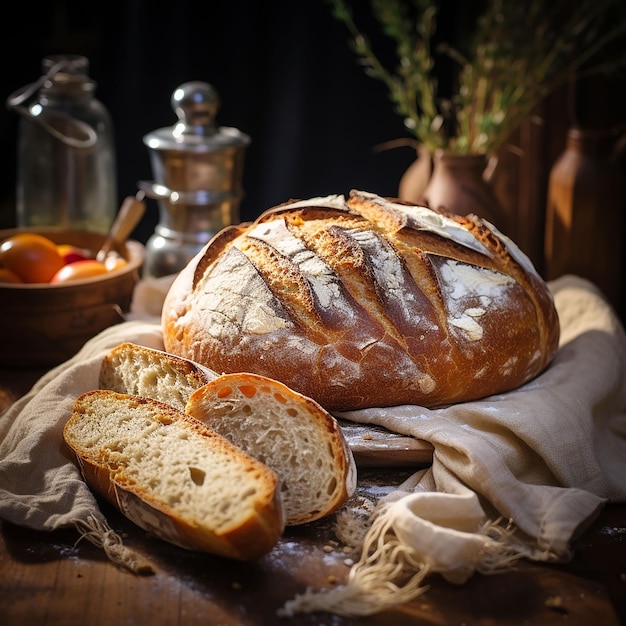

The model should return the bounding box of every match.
[1,274,626,616]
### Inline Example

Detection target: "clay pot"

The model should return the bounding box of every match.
[397,143,432,202]
[399,149,503,227]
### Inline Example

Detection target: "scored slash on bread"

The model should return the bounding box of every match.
[162,190,560,411]
[63,390,285,561]
[185,372,358,526]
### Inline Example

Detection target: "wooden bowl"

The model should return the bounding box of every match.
[0,228,145,368]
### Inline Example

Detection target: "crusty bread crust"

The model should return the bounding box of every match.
[186,372,357,525]
[98,343,358,526]
[162,190,560,411]
[64,390,284,560]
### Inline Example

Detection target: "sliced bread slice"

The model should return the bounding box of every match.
[99,342,218,411]
[185,372,358,526]
[64,390,284,560]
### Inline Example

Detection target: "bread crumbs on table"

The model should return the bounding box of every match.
[545,596,567,614]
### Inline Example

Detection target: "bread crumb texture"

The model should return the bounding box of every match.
[66,391,278,534]
[186,373,357,525]
[99,343,214,412]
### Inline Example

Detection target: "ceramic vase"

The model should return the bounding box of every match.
[399,149,503,227]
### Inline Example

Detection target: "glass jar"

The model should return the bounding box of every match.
[7,54,117,234]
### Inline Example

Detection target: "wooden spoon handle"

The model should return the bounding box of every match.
[97,192,146,262]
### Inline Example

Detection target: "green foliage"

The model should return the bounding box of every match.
[328,0,626,155]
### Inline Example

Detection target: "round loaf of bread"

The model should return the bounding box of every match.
[162,190,560,411]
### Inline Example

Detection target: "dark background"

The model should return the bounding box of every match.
[1,0,450,243]
[2,0,625,320]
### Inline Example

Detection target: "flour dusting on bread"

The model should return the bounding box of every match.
[162,190,560,411]
[436,260,516,342]
[246,219,348,314]
[350,190,492,256]
[204,246,292,337]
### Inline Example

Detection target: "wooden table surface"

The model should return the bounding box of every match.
[1,366,625,626]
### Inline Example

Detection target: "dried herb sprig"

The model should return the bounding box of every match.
[328,0,626,156]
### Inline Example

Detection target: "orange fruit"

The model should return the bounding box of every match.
[0,233,65,283]
[50,259,109,283]
[0,268,24,284]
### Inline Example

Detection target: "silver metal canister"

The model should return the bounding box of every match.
[141,81,250,277]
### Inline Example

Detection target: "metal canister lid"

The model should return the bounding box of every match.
[143,81,250,153]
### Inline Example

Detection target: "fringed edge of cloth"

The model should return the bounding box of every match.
[74,514,155,575]
[278,498,522,618]
[279,510,433,617]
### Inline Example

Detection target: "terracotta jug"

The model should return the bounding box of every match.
[399,149,503,227]
[544,126,625,312]
[397,143,432,202]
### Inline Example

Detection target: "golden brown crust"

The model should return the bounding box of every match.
[64,391,284,560]
[162,191,560,411]
[186,372,357,525]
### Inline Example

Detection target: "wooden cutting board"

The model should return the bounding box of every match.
[338,419,433,468]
